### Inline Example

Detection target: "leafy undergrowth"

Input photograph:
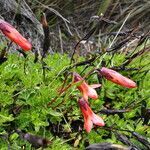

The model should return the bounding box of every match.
[0,52,150,150]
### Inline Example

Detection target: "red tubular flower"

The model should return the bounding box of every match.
[0,19,32,51]
[73,72,101,101]
[78,98,105,133]
[100,67,137,88]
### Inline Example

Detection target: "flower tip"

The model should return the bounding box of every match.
[86,128,92,133]
[100,121,105,127]
[22,42,32,51]
[96,119,105,127]
[128,82,137,88]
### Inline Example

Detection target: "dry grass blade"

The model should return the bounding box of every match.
[34,0,70,23]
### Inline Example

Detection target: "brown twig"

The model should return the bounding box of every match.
[41,13,50,59]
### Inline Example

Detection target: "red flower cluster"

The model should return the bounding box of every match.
[0,19,32,51]
[73,72,104,132]
[74,68,136,133]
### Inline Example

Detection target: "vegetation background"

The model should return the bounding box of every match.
[0,0,150,149]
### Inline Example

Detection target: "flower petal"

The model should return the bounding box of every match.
[90,84,101,89]
[84,117,93,133]
[92,113,105,126]
[87,87,98,99]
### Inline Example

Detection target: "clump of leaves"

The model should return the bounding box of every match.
[0,46,149,149]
